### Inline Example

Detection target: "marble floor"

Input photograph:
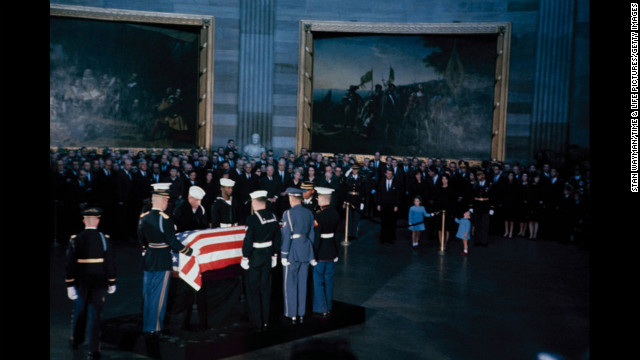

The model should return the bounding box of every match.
[50,219,590,360]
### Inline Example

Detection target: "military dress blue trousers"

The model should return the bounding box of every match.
[143,271,171,332]
[312,261,335,314]
[71,287,106,352]
[283,261,309,318]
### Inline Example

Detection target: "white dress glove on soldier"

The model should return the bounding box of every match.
[67,287,78,300]
[333,257,338,263]
[360,203,364,211]
[469,208,474,213]
[489,210,495,215]
[281,258,290,267]
[271,255,277,268]
[240,257,250,270]
[108,285,116,294]
[310,259,318,267]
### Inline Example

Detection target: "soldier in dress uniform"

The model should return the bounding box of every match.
[138,183,198,335]
[168,185,209,331]
[65,207,117,360]
[300,181,318,212]
[469,170,495,247]
[311,187,341,318]
[280,187,316,324]
[240,190,282,331]
[343,164,366,240]
[210,178,241,228]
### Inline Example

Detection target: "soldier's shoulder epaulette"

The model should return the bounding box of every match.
[140,211,150,218]
[70,234,77,238]
[159,211,170,219]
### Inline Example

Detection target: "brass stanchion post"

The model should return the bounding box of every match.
[342,202,350,246]
[438,210,446,255]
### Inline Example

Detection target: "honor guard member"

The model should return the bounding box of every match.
[343,164,366,240]
[240,190,282,331]
[301,181,318,212]
[169,185,209,331]
[173,186,208,232]
[311,187,341,318]
[280,187,316,324]
[210,178,240,228]
[138,183,198,335]
[65,207,116,360]
[469,170,494,247]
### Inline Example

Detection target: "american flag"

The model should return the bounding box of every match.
[172,226,246,291]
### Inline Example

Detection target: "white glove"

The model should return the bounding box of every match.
[67,287,78,300]
[271,256,277,268]
[333,257,338,263]
[430,213,435,217]
[190,248,199,257]
[240,257,250,270]
[489,210,495,215]
[108,285,116,294]
[310,259,318,267]
[281,258,290,267]
[469,208,474,214]
[360,203,364,211]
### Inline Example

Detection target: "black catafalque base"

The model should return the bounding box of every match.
[101,300,366,360]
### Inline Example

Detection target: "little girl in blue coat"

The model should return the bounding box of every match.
[408,196,434,249]
[455,210,472,256]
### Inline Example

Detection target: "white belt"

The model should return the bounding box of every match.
[291,234,304,239]
[148,243,169,248]
[253,241,272,248]
[220,223,233,228]
[320,233,334,238]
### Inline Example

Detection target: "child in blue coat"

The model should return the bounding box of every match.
[408,196,433,249]
[455,210,472,256]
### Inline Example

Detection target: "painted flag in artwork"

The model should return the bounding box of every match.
[172,226,246,291]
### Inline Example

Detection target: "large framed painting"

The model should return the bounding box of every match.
[297,21,511,161]
[50,4,215,150]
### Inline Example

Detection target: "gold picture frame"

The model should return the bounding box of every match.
[50,4,215,151]
[297,20,511,162]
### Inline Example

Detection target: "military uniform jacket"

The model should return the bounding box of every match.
[173,200,208,232]
[343,175,366,206]
[138,209,193,271]
[470,181,494,214]
[65,228,116,293]
[313,205,341,261]
[243,209,282,267]
[281,204,315,262]
[210,197,240,227]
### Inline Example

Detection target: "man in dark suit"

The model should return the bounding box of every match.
[237,162,259,224]
[376,168,400,244]
[259,165,280,215]
[116,158,137,242]
[94,158,118,241]
[134,159,153,214]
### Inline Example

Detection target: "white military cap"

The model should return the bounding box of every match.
[189,186,206,200]
[250,190,268,199]
[315,187,335,195]
[220,178,236,187]
[151,183,172,197]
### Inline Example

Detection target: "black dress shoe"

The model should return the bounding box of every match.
[87,351,101,359]
[298,316,304,324]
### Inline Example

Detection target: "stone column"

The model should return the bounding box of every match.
[237,0,275,151]
[530,0,576,159]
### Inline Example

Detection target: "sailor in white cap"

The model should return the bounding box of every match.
[280,187,316,324]
[173,185,208,232]
[241,190,282,331]
[210,178,240,228]
[310,187,341,318]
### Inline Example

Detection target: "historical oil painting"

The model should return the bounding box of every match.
[311,33,498,159]
[50,16,200,149]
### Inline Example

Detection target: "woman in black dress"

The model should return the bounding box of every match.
[433,174,457,250]
[525,173,545,240]
[516,172,529,237]
[501,171,521,238]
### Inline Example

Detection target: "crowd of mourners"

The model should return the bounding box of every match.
[50,140,590,249]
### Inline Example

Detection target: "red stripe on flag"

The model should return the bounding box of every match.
[200,240,244,255]
[200,256,243,272]
[186,229,246,247]
[181,256,196,275]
